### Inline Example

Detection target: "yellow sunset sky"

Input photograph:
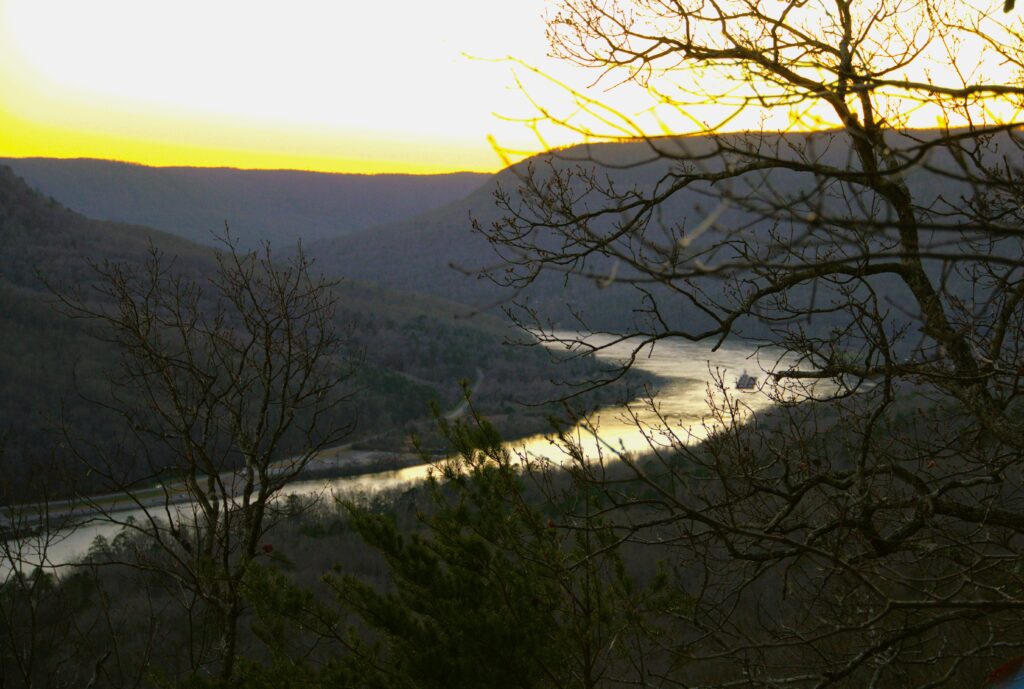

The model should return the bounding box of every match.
[2,0,1020,174]
[0,0,624,174]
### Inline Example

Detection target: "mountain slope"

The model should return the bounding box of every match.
[0,166,615,501]
[305,136,761,329]
[1,157,489,250]
[306,130,986,334]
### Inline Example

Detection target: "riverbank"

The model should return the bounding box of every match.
[3,335,772,566]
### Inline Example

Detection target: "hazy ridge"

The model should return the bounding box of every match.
[306,130,984,334]
[1,157,489,250]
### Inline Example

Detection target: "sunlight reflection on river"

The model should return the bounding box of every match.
[291,332,786,498]
[8,333,787,571]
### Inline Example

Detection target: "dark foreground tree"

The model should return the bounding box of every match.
[476,0,1024,685]
[240,406,684,689]
[51,239,359,685]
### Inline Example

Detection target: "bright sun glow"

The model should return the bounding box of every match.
[2,0,1021,174]
[0,0,610,173]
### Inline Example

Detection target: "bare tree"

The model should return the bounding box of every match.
[477,0,1024,685]
[53,238,359,684]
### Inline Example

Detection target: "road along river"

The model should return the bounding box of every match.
[5,333,785,572]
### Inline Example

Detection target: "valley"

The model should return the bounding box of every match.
[4,1,1023,684]
[0,162,640,503]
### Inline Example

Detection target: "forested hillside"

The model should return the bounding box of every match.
[0,166,619,500]
[1,157,488,250]
[308,130,982,336]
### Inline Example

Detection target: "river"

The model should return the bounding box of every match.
[5,333,782,572]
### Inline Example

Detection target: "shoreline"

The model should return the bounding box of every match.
[0,448,432,534]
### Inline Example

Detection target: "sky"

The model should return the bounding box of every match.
[2,0,1020,175]
[0,0,611,174]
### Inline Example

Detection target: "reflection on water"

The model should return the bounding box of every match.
[7,334,783,571]
[292,333,783,498]
[512,333,782,461]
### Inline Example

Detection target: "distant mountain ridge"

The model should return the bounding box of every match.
[1,157,489,250]
[306,129,993,333]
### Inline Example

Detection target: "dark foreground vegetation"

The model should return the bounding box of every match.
[5,399,1024,689]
